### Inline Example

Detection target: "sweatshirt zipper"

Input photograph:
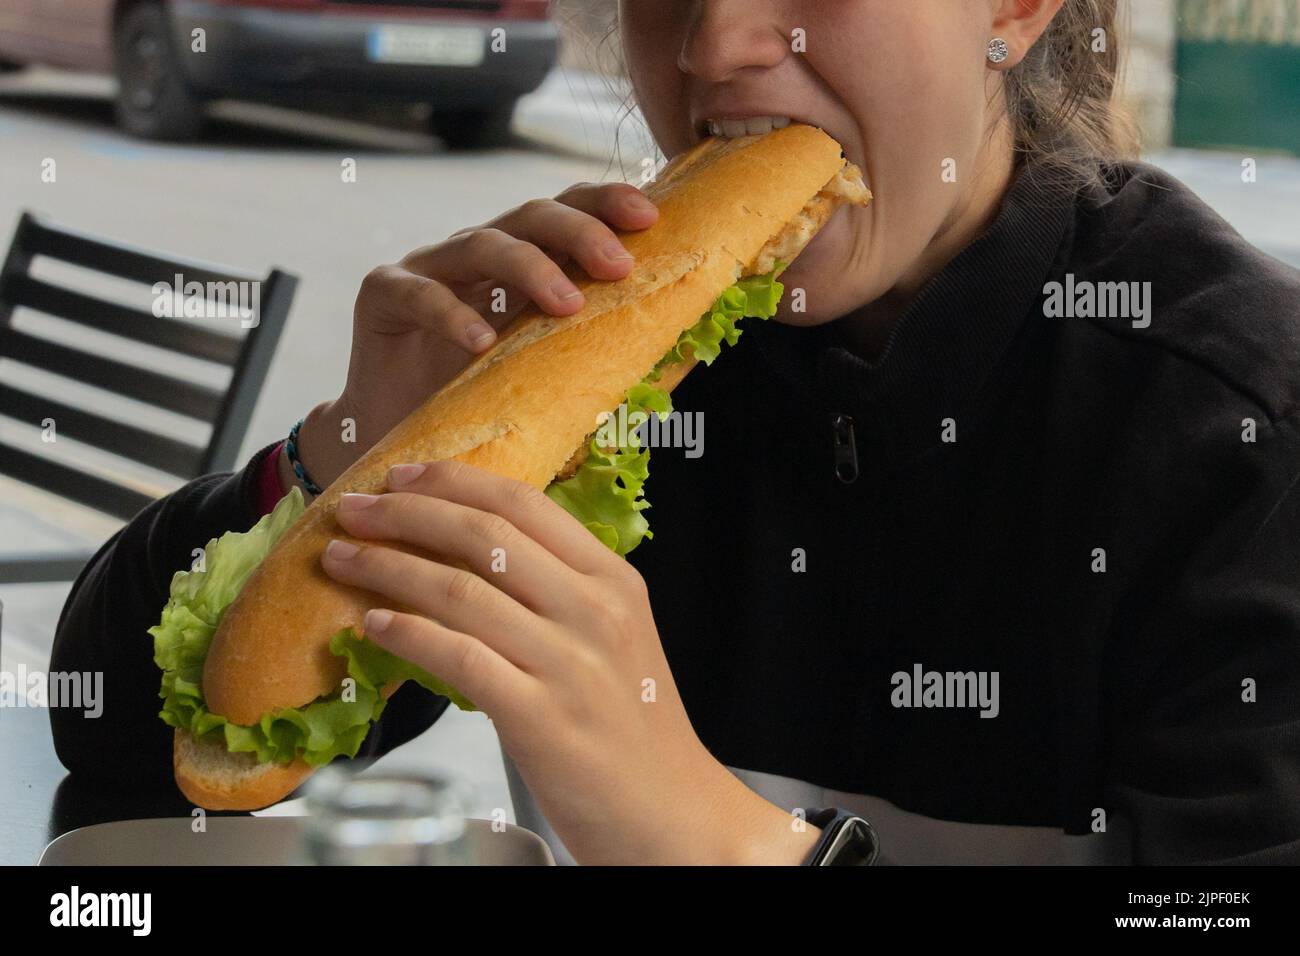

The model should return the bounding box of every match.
[831,413,859,484]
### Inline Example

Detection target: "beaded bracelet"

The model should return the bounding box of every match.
[286,417,324,496]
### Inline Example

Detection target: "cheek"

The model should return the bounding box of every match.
[806,0,988,147]
[794,12,990,301]
[833,18,986,168]
[620,4,692,156]
[637,84,693,160]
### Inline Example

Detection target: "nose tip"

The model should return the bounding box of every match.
[677,11,790,83]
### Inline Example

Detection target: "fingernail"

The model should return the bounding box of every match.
[388,462,426,487]
[601,240,634,263]
[326,539,360,560]
[338,493,379,512]
[552,277,582,301]
[626,193,656,213]
[465,322,496,349]
[364,608,393,636]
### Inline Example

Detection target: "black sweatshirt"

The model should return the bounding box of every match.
[49,162,1300,864]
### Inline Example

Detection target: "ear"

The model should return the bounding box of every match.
[989,0,1066,70]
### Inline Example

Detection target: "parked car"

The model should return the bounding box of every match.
[0,0,559,147]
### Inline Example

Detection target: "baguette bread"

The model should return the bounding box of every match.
[174,124,871,809]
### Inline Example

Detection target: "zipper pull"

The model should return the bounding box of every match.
[831,413,859,484]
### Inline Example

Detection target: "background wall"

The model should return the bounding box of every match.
[1124,0,1178,150]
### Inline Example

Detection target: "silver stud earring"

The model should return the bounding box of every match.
[987,37,1010,64]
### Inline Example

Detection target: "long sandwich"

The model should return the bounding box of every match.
[150,124,871,810]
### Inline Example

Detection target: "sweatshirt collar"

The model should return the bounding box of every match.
[750,163,1078,465]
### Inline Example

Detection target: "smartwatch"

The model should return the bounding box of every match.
[802,807,881,866]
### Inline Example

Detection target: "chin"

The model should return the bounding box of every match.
[769,248,863,330]
[772,262,853,327]
[772,306,838,328]
[771,226,866,328]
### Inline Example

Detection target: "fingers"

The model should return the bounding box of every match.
[358,264,496,353]
[371,183,658,357]
[332,489,578,620]
[382,459,619,577]
[497,185,659,281]
[554,181,660,232]
[362,608,535,721]
[431,183,657,289]
[497,200,635,282]
[405,228,588,316]
[319,537,550,669]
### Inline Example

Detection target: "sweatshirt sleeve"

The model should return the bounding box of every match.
[1103,413,1300,864]
[47,440,449,791]
[252,440,288,515]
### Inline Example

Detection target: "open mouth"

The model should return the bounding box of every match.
[701,115,794,138]
[698,117,868,193]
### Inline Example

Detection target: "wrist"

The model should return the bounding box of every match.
[685,755,822,865]
[279,398,359,498]
[725,796,822,866]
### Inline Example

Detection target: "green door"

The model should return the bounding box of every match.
[1174,0,1300,154]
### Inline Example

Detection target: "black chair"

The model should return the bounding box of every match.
[0,212,296,583]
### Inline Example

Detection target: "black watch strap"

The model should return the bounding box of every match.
[803,807,881,866]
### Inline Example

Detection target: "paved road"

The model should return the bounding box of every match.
[1,65,1297,821]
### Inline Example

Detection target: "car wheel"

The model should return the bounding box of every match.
[428,102,517,151]
[113,3,205,140]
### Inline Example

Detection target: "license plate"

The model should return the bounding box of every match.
[366,25,486,67]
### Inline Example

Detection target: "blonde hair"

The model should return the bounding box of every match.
[1004,0,1140,186]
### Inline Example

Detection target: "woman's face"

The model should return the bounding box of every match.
[620,0,1008,328]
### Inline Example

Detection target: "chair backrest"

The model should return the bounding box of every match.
[0,212,296,521]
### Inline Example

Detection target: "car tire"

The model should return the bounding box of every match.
[429,102,517,151]
[113,3,205,140]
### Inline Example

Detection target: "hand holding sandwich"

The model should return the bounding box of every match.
[151,126,870,841]
[284,183,661,495]
[320,458,819,865]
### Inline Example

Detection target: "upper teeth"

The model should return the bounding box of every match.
[707,116,792,138]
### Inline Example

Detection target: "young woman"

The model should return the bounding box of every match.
[52,0,1300,865]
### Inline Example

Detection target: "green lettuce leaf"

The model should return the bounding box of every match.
[544,382,671,557]
[546,266,786,557]
[656,268,785,369]
[151,486,475,768]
